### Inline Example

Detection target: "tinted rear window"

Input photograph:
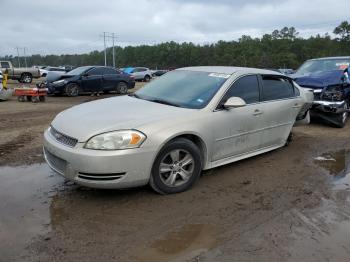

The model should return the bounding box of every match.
[262,76,295,101]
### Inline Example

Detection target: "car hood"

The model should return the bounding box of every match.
[291,69,346,89]
[51,95,193,142]
[46,71,67,83]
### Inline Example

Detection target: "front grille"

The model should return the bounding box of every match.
[313,92,321,100]
[77,172,125,181]
[50,127,78,148]
[44,148,67,174]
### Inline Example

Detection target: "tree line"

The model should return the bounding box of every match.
[2,21,350,70]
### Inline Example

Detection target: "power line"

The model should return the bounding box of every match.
[15,47,28,67]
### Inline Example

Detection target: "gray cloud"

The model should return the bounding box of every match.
[0,0,348,56]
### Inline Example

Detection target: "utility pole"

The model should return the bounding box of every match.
[15,47,21,67]
[100,32,118,67]
[23,47,27,68]
[103,32,107,66]
[112,33,115,67]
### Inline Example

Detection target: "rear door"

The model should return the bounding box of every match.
[258,75,300,148]
[102,67,120,91]
[81,67,104,92]
[211,74,263,161]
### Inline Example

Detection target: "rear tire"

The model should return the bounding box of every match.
[149,138,202,194]
[116,82,128,95]
[20,73,33,83]
[285,132,293,146]
[65,83,79,97]
[144,75,151,82]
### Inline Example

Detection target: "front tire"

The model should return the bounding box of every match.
[144,75,151,82]
[65,83,79,97]
[150,138,202,194]
[334,102,348,128]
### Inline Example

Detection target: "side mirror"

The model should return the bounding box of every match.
[224,97,246,109]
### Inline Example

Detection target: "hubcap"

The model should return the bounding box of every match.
[23,76,31,83]
[118,84,127,94]
[69,86,78,96]
[159,149,195,187]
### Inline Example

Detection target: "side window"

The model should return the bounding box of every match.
[261,76,295,101]
[87,68,105,75]
[222,75,260,104]
[1,62,10,68]
[103,68,117,75]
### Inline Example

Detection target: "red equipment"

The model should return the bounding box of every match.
[14,85,47,103]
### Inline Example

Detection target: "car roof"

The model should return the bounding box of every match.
[177,66,283,76]
[307,56,350,61]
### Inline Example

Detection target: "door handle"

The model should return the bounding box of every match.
[253,109,263,116]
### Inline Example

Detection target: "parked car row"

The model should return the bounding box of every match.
[46,66,135,96]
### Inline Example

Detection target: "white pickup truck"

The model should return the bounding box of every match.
[0,61,41,83]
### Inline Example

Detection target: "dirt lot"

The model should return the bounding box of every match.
[1,79,350,262]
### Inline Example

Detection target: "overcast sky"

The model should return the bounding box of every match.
[1,0,348,56]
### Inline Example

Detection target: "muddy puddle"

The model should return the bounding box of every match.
[137,224,218,262]
[0,164,65,260]
[314,149,350,190]
[287,197,350,262]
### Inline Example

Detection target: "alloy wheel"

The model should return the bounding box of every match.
[159,149,195,187]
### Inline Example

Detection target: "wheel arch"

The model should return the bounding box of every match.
[157,132,208,169]
[21,72,33,79]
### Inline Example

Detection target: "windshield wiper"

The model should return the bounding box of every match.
[148,98,182,108]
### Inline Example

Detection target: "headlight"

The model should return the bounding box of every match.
[53,79,67,85]
[85,130,146,150]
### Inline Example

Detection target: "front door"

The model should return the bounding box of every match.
[81,68,104,92]
[211,75,263,161]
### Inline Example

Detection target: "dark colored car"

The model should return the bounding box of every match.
[292,57,350,127]
[47,66,135,96]
[152,70,168,77]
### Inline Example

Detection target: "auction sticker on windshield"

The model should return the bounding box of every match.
[336,62,350,70]
[208,73,231,78]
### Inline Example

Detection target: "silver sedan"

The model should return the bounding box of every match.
[43,66,313,194]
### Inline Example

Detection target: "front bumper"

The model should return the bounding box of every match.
[311,100,348,114]
[46,83,65,94]
[43,129,157,189]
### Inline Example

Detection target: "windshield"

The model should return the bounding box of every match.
[297,59,350,75]
[135,70,230,109]
[123,67,134,74]
[66,66,92,75]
